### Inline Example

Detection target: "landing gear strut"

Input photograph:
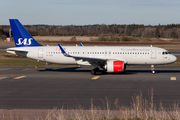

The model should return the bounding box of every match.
[91,68,99,75]
[151,65,155,74]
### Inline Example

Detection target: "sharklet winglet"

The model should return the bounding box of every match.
[58,44,68,56]
[79,42,84,46]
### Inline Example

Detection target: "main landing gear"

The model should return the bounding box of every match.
[151,65,155,74]
[91,68,99,75]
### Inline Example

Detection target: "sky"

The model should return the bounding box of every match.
[0,0,180,25]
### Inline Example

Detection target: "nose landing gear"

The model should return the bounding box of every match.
[151,65,155,74]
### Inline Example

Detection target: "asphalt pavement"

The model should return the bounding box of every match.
[0,66,180,109]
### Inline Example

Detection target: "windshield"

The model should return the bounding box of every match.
[162,51,171,55]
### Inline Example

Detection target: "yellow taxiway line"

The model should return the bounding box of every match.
[22,68,29,71]
[14,76,26,80]
[170,77,176,80]
[0,77,7,80]
[92,76,100,80]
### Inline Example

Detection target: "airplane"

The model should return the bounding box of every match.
[7,19,177,75]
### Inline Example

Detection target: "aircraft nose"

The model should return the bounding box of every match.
[172,55,177,63]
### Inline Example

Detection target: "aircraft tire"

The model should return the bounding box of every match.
[91,69,96,75]
[95,68,99,71]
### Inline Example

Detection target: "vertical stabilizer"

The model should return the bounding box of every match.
[9,19,42,47]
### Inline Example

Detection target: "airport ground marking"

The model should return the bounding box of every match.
[0,77,7,80]
[14,76,26,80]
[92,76,100,80]
[22,68,29,71]
[170,77,176,80]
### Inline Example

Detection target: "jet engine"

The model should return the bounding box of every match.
[105,60,125,73]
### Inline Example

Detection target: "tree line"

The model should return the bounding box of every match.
[1,24,180,40]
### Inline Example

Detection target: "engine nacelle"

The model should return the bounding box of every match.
[105,60,125,73]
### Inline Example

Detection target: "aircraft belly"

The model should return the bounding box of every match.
[27,51,39,60]
[127,55,150,64]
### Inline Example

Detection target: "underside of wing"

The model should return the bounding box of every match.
[6,47,28,57]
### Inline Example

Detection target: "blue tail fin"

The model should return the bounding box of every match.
[9,19,42,47]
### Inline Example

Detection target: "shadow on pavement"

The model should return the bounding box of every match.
[38,67,180,75]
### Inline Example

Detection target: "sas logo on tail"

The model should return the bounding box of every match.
[16,38,33,45]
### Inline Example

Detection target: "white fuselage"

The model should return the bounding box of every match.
[7,46,177,65]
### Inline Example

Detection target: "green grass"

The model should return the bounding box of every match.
[0,59,79,67]
[0,59,46,67]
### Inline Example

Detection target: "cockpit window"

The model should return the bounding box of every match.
[162,51,171,55]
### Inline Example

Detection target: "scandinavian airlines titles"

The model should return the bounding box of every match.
[16,38,33,45]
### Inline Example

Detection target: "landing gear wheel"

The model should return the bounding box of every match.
[91,69,96,75]
[152,70,155,74]
[95,68,99,71]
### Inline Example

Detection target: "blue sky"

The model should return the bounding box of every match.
[0,0,180,25]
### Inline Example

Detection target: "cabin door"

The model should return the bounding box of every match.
[151,49,156,59]
[38,48,43,58]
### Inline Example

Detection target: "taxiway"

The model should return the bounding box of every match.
[0,66,180,109]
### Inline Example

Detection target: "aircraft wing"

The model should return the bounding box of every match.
[58,44,107,63]
[72,56,107,61]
